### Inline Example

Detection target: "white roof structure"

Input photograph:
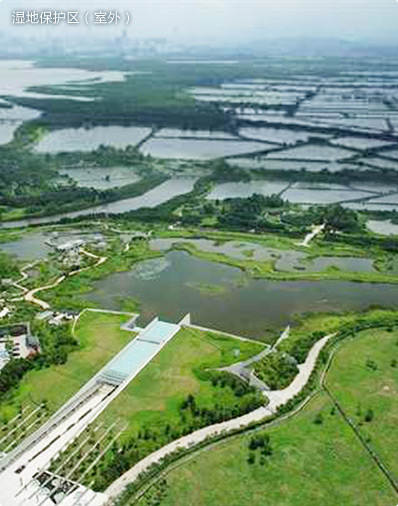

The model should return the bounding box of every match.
[0,308,10,319]
[56,239,85,252]
[35,310,54,321]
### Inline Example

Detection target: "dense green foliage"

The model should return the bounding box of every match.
[212,160,251,182]
[93,383,263,491]
[0,359,33,401]
[218,193,287,231]
[0,323,77,402]
[55,144,149,168]
[0,251,19,279]
[286,331,327,363]
[0,139,167,219]
[313,204,361,233]
[32,322,78,366]
[254,351,299,390]
[14,63,230,130]
[0,146,56,203]
[209,371,254,397]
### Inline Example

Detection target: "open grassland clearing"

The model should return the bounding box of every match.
[97,326,264,437]
[253,309,398,389]
[136,392,396,506]
[278,310,398,366]
[326,327,398,478]
[135,315,398,506]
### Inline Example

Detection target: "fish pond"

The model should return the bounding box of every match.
[139,138,265,160]
[58,167,140,190]
[35,126,152,153]
[1,178,197,229]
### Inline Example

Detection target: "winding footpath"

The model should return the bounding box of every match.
[298,223,325,247]
[24,275,66,310]
[10,261,38,295]
[105,332,334,501]
[70,249,107,276]
[10,249,108,310]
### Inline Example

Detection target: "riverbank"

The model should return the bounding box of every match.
[169,241,398,284]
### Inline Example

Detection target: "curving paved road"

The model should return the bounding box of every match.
[105,333,334,500]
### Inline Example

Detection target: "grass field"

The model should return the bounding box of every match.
[0,310,133,424]
[98,326,264,437]
[135,325,398,506]
[326,327,398,479]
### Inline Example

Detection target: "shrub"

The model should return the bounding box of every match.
[365,359,378,371]
[364,409,374,423]
[247,452,256,465]
[254,351,298,390]
[248,434,273,456]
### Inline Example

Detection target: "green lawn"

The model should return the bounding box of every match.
[98,327,264,437]
[135,325,398,506]
[326,327,398,478]
[0,310,133,424]
[137,392,395,506]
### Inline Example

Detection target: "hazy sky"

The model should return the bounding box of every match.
[1,0,398,43]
